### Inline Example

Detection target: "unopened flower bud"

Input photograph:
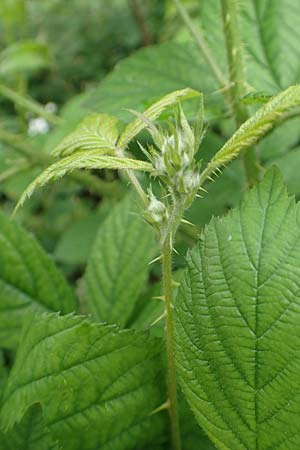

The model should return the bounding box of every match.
[145,191,168,225]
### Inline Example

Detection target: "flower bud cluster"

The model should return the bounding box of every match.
[146,105,202,205]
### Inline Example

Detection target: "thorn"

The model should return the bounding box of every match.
[213,82,234,95]
[195,194,203,198]
[172,246,179,255]
[172,280,180,288]
[198,186,208,193]
[152,296,165,302]
[149,399,170,416]
[181,218,196,227]
[148,254,162,265]
[150,310,166,327]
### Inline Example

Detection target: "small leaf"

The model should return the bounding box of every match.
[175,168,300,449]
[15,151,153,211]
[52,113,119,157]
[1,312,166,450]
[82,194,156,327]
[201,84,300,183]
[0,212,77,349]
[118,88,201,148]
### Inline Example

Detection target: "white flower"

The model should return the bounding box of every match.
[44,102,57,114]
[27,118,50,136]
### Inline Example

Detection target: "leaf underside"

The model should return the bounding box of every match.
[175,168,300,450]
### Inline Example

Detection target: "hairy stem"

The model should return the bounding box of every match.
[160,198,186,450]
[220,0,260,185]
[173,0,227,87]
[161,236,182,450]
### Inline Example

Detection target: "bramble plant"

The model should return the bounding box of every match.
[1,1,300,450]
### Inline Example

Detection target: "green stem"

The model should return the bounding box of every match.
[173,0,227,87]
[161,237,182,450]
[159,198,186,450]
[0,84,62,126]
[220,0,260,185]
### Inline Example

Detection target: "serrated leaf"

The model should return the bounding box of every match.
[201,85,300,183]
[0,40,51,77]
[53,113,119,157]
[0,406,61,450]
[82,195,156,327]
[1,312,166,450]
[16,152,153,211]
[175,168,300,449]
[118,88,201,148]
[0,212,77,349]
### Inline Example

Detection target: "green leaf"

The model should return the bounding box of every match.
[118,88,201,148]
[200,85,300,183]
[0,406,61,450]
[179,396,216,450]
[54,207,112,266]
[53,113,119,158]
[15,152,153,211]
[270,147,300,195]
[197,0,300,91]
[0,0,26,28]
[82,195,156,327]
[175,168,300,449]
[241,0,300,90]
[0,40,51,77]
[1,312,166,450]
[82,42,223,121]
[0,212,77,349]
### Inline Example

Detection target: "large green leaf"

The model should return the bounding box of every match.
[197,0,300,92]
[241,0,300,90]
[82,195,156,327]
[0,212,77,349]
[175,168,300,449]
[1,312,166,450]
[82,42,222,121]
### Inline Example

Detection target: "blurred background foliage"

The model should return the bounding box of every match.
[0,0,300,281]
